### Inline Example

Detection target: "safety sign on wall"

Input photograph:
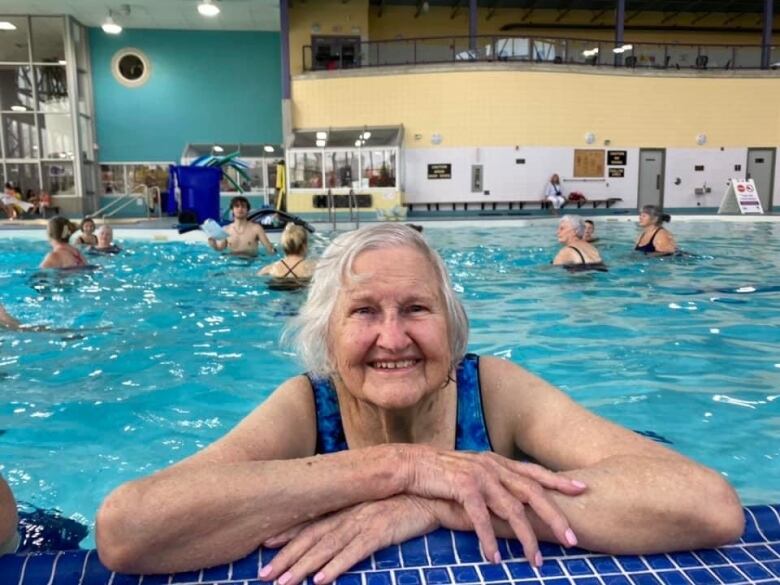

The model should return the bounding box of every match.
[718,178,763,214]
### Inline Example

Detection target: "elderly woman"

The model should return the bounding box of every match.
[258,223,315,284]
[40,217,88,269]
[89,224,121,254]
[635,205,677,255]
[552,215,606,271]
[96,224,743,581]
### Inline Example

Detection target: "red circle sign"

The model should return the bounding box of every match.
[737,184,746,192]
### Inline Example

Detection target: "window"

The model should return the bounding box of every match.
[111,49,152,88]
[290,152,323,188]
[324,151,358,188]
[362,150,396,187]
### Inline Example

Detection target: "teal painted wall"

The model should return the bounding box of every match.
[90,29,282,162]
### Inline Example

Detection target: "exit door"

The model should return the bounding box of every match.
[746,148,775,212]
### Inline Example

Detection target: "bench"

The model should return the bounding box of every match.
[405,198,622,213]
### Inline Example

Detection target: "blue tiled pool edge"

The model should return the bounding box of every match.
[1,505,778,585]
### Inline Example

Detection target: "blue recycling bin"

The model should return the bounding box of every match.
[169,165,221,223]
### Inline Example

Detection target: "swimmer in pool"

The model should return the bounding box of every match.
[97,223,741,581]
[583,220,599,243]
[40,217,89,269]
[552,216,607,271]
[89,224,121,254]
[634,206,677,256]
[207,196,275,258]
[258,224,315,285]
[75,218,98,246]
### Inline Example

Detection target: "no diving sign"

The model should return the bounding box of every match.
[718,178,764,215]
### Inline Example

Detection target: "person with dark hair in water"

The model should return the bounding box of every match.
[40,217,88,269]
[207,196,274,257]
[583,220,599,243]
[76,218,98,246]
[634,205,677,256]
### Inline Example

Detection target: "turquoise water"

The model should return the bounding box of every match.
[1,220,779,548]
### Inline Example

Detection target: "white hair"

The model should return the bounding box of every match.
[284,224,469,378]
[560,215,585,238]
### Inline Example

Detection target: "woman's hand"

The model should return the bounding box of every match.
[258,495,439,585]
[403,447,585,566]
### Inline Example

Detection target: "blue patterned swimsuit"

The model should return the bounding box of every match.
[306,353,493,453]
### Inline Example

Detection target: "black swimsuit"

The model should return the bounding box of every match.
[635,228,663,254]
[564,246,608,272]
[267,258,310,291]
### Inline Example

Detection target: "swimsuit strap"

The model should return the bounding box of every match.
[568,246,587,264]
[308,353,492,454]
[280,258,305,279]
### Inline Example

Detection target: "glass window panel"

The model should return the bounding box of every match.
[362,150,396,187]
[42,161,74,195]
[6,162,40,192]
[77,71,89,115]
[220,166,240,192]
[38,113,73,159]
[79,115,94,161]
[100,164,126,194]
[128,164,169,191]
[244,159,265,191]
[72,21,89,69]
[0,17,29,62]
[290,152,322,188]
[31,17,65,63]
[2,113,39,159]
[0,66,35,111]
[35,66,69,112]
[324,151,358,188]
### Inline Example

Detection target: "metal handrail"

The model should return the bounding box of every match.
[92,184,160,219]
[302,33,778,72]
[325,188,360,231]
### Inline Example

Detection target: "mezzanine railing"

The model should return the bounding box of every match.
[303,34,779,73]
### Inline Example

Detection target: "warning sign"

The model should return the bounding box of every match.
[718,178,763,214]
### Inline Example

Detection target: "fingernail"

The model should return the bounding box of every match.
[278,571,292,585]
[313,572,325,584]
[571,479,587,489]
[493,551,502,563]
[259,565,273,579]
[535,551,543,567]
[565,528,578,546]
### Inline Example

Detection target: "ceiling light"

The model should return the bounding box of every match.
[354,140,361,147]
[613,47,625,54]
[0,21,17,31]
[212,145,224,153]
[622,44,633,51]
[102,13,122,35]
[361,131,371,140]
[11,105,26,112]
[58,59,67,65]
[315,139,326,147]
[263,145,274,153]
[315,131,327,140]
[198,0,221,17]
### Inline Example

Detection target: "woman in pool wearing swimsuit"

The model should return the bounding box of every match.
[634,205,677,256]
[552,216,606,271]
[97,224,742,581]
[40,217,89,269]
[258,223,315,285]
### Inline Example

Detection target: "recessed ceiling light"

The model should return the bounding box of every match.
[11,105,26,112]
[315,139,326,147]
[212,145,224,153]
[198,0,220,17]
[0,22,17,31]
[315,131,327,140]
[58,59,67,65]
[263,145,274,153]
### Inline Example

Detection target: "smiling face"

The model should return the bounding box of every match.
[328,246,452,411]
[82,220,95,236]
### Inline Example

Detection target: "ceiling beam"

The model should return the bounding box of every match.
[661,11,681,24]
[555,9,572,22]
[590,9,608,23]
[486,0,498,21]
[414,0,424,18]
[521,0,537,22]
[377,0,384,18]
[722,11,745,25]
[451,0,461,20]
[690,11,712,25]
[625,10,642,23]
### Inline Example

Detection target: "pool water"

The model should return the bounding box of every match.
[0,220,778,549]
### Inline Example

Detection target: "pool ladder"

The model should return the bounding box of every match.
[91,185,163,220]
[325,188,360,231]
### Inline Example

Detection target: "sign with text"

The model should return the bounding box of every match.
[428,164,452,179]
[718,178,764,214]
[608,167,625,178]
[607,150,627,165]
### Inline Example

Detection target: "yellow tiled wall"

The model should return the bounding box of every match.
[292,69,780,148]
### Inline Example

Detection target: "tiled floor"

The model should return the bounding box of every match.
[1,505,777,585]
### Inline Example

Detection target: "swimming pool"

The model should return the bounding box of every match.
[0,218,778,551]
